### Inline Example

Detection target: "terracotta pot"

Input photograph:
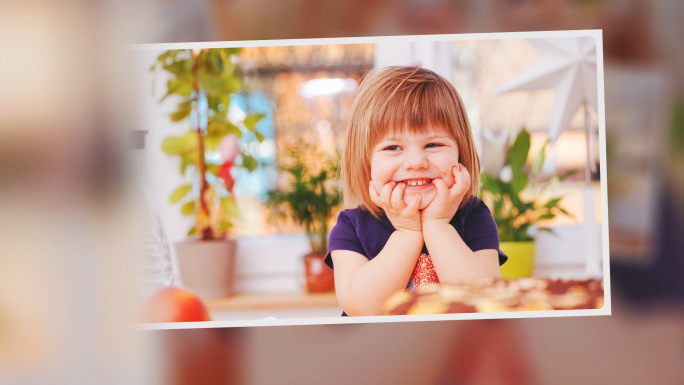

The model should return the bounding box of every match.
[176,239,238,299]
[499,241,536,280]
[303,253,335,293]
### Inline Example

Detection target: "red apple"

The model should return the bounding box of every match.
[140,287,211,323]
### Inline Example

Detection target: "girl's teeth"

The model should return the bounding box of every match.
[406,179,431,186]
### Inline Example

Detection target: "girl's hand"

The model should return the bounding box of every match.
[369,180,422,233]
[420,164,471,225]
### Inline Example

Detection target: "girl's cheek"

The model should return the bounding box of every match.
[370,160,393,190]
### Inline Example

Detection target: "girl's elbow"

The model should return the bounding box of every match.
[345,307,382,317]
[340,299,381,317]
[339,291,382,316]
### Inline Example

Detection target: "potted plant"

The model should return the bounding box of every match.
[481,128,575,279]
[265,142,342,292]
[151,48,265,299]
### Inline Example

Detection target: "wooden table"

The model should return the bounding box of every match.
[202,291,343,321]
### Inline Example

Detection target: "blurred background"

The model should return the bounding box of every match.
[2,0,684,384]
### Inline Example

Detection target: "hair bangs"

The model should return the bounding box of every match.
[367,78,458,149]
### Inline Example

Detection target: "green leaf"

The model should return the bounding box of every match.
[155,51,170,65]
[161,137,186,155]
[160,74,193,102]
[181,201,196,216]
[221,196,238,217]
[557,207,573,217]
[512,172,528,193]
[207,120,241,140]
[199,71,242,95]
[180,156,194,175]
[221,75,241,94]
[187,226,197,236]
[206,163,220,176]
[227,123,242,138]
[537,213,555,220]
[198,71,219,94]
[255,131,265,143]
[205,137,221,153]
[205,120,242,151]
[559,169,579,180]
[515,224,533,241]
[205,125,227,152]
[508,128,531,172]
[161,131,196,155]
[543,197,562,209]
[242,154,258,172]
[532,141,547,175]
[207,95,230,112]
[481,173,502,195]
[170,184,192,204]
[244,113,265,132]
[164,58,195,76]
[170,101,193,122]
[518,201,535,213]
[207,51,222,74]
[219,220,232,232]
[509,192,523,208]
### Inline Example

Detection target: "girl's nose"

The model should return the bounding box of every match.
[403,149,429,170]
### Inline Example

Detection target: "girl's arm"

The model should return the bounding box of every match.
[332,181,424,316]
[422,222,501,283]
[331,229,423,316]
[421,164,501,283]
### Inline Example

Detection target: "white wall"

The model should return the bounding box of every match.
[374,40,454,82]
[133,50,195,285]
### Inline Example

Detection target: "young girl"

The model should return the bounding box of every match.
[325,66,507,317]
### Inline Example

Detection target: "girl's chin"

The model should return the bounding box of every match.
[403,192,436,210]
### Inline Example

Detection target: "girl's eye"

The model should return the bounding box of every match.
[426,143,444,148]
[384,145,400,151]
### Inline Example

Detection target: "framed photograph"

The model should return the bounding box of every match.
[131,29,610,329]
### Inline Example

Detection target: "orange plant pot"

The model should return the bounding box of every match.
[303,253,335,293]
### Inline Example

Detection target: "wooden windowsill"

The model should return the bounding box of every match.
[203,291,340,311]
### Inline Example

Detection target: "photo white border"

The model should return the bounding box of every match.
[132,29,611,330]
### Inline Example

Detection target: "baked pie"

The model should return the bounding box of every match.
[382,277,604,315]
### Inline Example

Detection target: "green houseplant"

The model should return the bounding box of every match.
[151,48,265,298]
[265,142,342,292]
[481,128,575,279]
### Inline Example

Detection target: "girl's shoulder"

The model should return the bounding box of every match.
[335,206,392,231]
[461,196,491,216]
[335,207,364,224]
[337,206,378,222]
[454,196,495,226]
[333,207,364,230]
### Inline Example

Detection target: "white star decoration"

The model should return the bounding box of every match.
[495,37,598,143]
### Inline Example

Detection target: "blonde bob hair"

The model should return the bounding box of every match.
[342,65,481,220]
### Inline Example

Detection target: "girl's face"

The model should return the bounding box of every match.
[370,125,460,210]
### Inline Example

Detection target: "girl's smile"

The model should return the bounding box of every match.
[402,179,434,189]
[370,126,460,210]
